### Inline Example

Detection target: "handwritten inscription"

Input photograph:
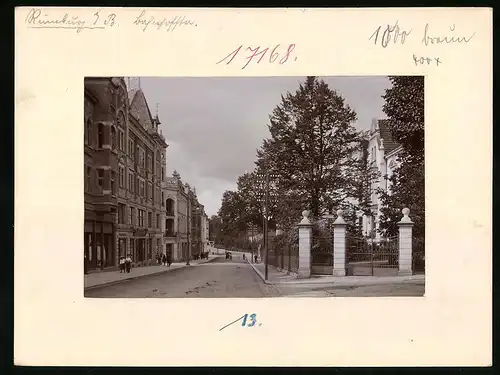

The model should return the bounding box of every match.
[413,54,442,67]
[133,10,196,32]
[369,21,412,48]
[219,313,260,331]
[421,23,475,46]
[25,8,118,33]
[369,21,476,67]
[217,44,297,70]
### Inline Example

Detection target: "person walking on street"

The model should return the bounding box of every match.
[119,256,125,273]
[125,254,132,273]
[84,253,88,274]
[166,251,172,267]
[162,253,167,266]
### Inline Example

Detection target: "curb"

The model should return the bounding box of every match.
[246,259,272,285]
[84,256,220,291]
[246,260,425,288]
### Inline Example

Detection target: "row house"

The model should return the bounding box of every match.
[84,77,168,271]
[164,172,208,262]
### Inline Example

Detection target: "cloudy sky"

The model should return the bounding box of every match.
[135,76,392,217]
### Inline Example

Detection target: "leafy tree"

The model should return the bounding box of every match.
[377,76,425,239]
[217,190,249,246]
[255,76,362,219]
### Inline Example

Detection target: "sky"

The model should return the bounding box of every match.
[134,76,392,217]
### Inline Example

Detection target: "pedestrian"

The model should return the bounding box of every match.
[166,251,172,267]
[125,254,132,273]
[84,253,88,274]
[254,254,258,263]
[119,256,125,273]
[162,253,166,266]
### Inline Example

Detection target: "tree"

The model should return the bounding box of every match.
[377,76,425,238]
[217,190,248,246]
[255,76,362,219]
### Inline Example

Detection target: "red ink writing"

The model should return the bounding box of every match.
[217,44,297,69]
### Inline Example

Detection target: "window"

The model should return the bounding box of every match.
[128,138,134,157]
[162,192,165,207]
[147,152,153,171]
[119,165,125,188]
[85,166,91,192]
[119,130,124,151]
[148,212,152,228]
[111,127,117,150]
[111,171,116,195]
[139,179,145,197]
[97,169,104,189]
[128,170,135,192]
[138,209,144,227]
[157,188,161,205]
[118,203,125,224]
[156,214,160,229]
[85,119,91,145]
[97,124,104,148]
[138,146,145,167]
[128,206,133,225]
[161,166,164,181]
[147,182,152,201]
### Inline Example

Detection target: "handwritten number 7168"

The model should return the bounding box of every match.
[217,44,296,69]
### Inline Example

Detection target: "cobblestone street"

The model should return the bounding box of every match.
[85,256,279,298]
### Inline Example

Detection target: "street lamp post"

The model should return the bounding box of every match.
[256,171,279,281]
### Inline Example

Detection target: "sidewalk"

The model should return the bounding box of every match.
[84,256,219,290]
[247,261,425,287]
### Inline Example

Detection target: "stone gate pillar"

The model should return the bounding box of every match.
[297,210,312,278]
[332,209,346,277]
[397,207,414,276]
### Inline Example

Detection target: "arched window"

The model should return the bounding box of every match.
[111,126,117,150]
[97,123,104,149]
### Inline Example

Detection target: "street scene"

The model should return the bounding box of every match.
[84,76,425,298]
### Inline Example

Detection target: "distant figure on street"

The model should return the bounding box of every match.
[84,253,88,274]
[162,253,167,266]
[242,253,246,261]
[254,254,258,263]
[119,256,125,273]
[166,251,172,267]
[125,255,132,273]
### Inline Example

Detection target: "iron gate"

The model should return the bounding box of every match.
[311,223,334,275]
[346,235,399,276]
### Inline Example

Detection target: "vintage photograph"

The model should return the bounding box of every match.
[83,76,425,298]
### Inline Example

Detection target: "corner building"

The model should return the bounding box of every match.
[84,77,168,271]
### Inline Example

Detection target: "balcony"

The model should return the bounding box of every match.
[164,231,176,238]
[165,210,175,217]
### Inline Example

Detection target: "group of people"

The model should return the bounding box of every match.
[156,252,172,267]
[119,255,132,273]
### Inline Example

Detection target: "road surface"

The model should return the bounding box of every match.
[85,256,280,298]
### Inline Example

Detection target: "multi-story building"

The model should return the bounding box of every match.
[201,212,209,253]
[361,118,402,239]
[84,77,168,271]
[84,79,120,271]
[164,172,192,261]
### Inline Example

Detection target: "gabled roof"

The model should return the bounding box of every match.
[378,119,400,154]
[128,88,155,130]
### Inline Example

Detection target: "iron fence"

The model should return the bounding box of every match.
[412,236,425,274]
[346,235,399,276]
[268,228,299,274]
[311,223,334,275]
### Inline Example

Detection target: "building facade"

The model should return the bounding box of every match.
[360,118,402,238]
[84,77,168,271]
[84,81,119,271]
